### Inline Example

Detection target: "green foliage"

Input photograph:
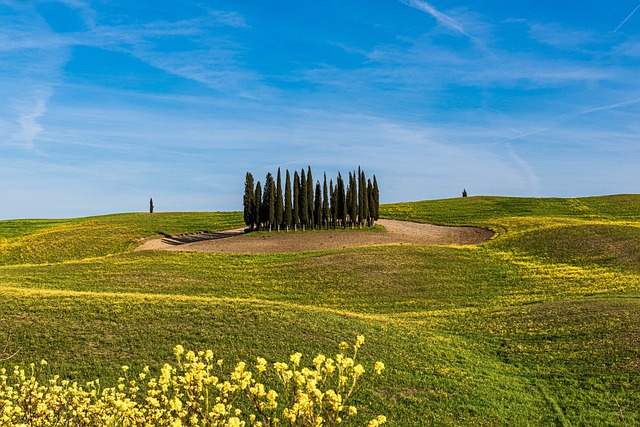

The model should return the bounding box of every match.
[0,212,243,266]
[1,195,640,425]
[0,337,386,426]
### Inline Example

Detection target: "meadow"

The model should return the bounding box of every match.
[1,195,639,425]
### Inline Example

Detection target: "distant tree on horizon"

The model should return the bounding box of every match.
[149,198,154,214]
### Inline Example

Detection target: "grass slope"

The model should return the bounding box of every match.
[1,196,639,425]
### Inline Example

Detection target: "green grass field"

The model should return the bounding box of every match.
[1,195,639,425]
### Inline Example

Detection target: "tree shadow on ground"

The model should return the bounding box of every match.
[157,230,245,246]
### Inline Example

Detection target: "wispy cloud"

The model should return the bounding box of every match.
[11,90,51,149]
[399,0,486,48]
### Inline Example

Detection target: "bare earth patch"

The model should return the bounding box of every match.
[134,219,494,254]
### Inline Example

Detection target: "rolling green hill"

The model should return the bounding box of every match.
[1,196,639,425]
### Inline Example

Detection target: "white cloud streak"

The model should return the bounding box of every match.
[400,0,486,48]
[614,2,640,32]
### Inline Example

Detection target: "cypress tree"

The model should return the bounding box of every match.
[293,171,300,230]
[314,181,322,229]
[276,168,283,231]
[346,173,352,227]
[347,172,357,228]
[367,178,374,227]
[243,172,255,230]
[357,166,364,227]
[322,173,329,229]
[352,172,358,227]
[284,169,292,231]
[361,169,369,228]
[329,179,336,228]
[307,166,314,229]
[254,181,262,231]
[268,178,276,231]
[300,169,308,230]
[261,173,273,230]
[337,173,345,228]
[373,175,380,221]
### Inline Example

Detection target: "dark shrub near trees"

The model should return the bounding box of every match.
[243,166,380,231]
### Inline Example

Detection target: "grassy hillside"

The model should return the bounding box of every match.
[1,196,639,425]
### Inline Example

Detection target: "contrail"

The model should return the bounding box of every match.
[400,0,487,49]
[614,2,640,32]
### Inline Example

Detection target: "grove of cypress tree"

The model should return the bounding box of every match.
[276,168,283,231]
[244,167,378,232]
[243,172,255,229]
[300,169,308,230]
[293,171,300,230]
[284,169,292,231]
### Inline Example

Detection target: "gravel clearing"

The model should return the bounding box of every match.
[134,219,493,254]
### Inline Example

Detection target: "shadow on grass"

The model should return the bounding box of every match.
[158,230,245,246]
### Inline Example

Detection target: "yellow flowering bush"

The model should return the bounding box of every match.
[0,336,385,426]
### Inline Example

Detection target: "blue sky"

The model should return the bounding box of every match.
[1,0,640,218]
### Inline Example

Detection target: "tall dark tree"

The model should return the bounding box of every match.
[149,198,154,214]
[275,168,284,231]
[284,169,292,231]
[347,171,357,227]
[300,169,308,230]
[243,172,255,229]
[357,166,364,227]
[261,173,273,230]
[293,171,300,230]
[268,177,276,231]
[329,179,336,228]
[307,166,314,229]
[322,173,329,229]
[360,169,369,228]
[254,181,262,230]
[372,175,380,221]
[367,178,374,227]
[314,181,322,229]
[336,173,346,228]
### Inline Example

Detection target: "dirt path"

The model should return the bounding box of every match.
[134,220,493,254]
